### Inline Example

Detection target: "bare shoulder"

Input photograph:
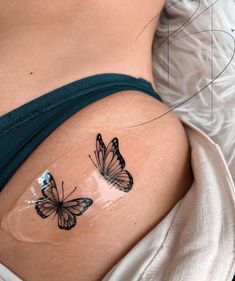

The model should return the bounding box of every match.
[0,90,193,281]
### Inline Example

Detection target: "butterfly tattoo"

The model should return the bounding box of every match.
[89,133,133,192]
[35,171,93,230]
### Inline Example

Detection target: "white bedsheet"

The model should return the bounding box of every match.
[152,0,235,183]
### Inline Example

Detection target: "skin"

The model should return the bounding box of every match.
[0,1,193,280]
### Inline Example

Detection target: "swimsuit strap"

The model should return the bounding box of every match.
[0,72,162,191]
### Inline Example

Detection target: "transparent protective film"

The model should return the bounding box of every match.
[1,129,150,245]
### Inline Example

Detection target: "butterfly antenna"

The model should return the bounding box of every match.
[89,153,99,170]
[61,181,65,201]
[64,186,77,201]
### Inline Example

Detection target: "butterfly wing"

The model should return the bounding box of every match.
[35,171,60,219]
[57,198,93,230]
[94,133,107,172]
[104,138,125,174]
[35,197,57,218]
[108,170,134,192]
[90,133,133,192]
[57,208,76,230]
[40,171,60,203]
[103,137,133,192]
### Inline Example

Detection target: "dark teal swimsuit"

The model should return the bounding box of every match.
[0,73,162,192]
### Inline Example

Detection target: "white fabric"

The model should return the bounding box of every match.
[0,263,22,281]
[152,0,235,183]
[1,119,235,281]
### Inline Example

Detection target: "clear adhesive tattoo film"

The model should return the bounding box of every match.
[1,129,150,245]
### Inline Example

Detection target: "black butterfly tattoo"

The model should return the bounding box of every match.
[89,133,133,192]
[35,171,93,230]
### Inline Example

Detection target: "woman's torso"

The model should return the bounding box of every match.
[0,0,161,116]
[0,1,193,280]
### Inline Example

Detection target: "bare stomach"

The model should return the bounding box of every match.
[0,89,193,281]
